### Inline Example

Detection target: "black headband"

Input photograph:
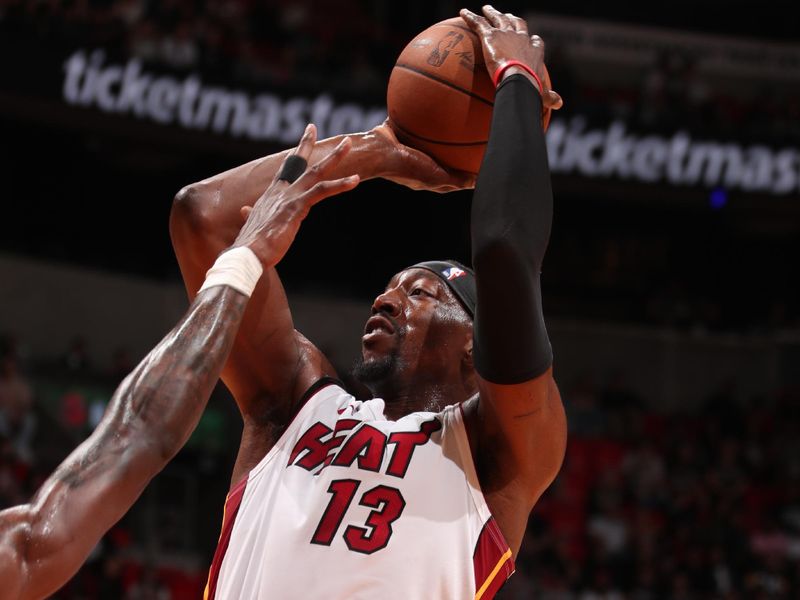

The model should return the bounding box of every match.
[410,260,476,320]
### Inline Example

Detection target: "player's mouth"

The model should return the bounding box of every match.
[362,314,396,342]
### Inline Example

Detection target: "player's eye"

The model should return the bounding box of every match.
[410,288,433,297]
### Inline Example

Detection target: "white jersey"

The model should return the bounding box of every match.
[204,379,514,600]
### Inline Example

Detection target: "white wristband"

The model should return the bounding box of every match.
[198,247,264,298]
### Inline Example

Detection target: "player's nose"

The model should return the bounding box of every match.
[371,289,402,318]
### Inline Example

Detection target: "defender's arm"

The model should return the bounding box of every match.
[0,285,249,600]
[0,138,359,599]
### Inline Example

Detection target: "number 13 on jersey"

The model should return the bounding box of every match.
[310,479,406,554]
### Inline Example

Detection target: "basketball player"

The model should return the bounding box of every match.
[0,136,358,599]
[169,6,565,599]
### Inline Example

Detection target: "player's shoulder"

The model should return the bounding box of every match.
[458,393,481,422]
[290,329,340,399]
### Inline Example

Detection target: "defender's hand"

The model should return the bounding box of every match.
[233,124,360,268]
[460,5,563,110]
[371,119,476,192]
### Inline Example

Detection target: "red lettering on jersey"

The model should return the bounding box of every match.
[331,425,387,472]
[288,420,359,471]
[310,479,361,546]
[343,485,406,554]
[385,418,442,478]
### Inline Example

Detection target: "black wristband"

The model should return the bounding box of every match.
[277,155,308,183]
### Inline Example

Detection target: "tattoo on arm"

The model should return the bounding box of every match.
[55,428,121,490]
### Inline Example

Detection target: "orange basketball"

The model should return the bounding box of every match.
[387,17,552,175]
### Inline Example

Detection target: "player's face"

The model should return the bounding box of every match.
[356,268,472,388]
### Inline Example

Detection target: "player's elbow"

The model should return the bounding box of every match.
[170,183,215,247]
[473,225,514,260]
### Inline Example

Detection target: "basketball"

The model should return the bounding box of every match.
[387,17,552,174]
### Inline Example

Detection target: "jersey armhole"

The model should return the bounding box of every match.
[295,376,345,414]
[450,403,516,598]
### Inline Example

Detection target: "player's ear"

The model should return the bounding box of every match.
[461,333,477,393]
[462,334,473,368]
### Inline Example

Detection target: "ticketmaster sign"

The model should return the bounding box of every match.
[62,50,800,196]
[62,50,386,142]
[546,119,799,195]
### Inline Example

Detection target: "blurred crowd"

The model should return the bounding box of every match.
[2,331,799,598]
[1,3,799,596]
[1,0,399,93]
[561,49,800,145]
[0,334,219,598]
[2,0,798,142]
[504,378,800,599]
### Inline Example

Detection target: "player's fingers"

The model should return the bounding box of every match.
[459,8,492,36]
[433,172,476,193]
[530,34,544,50]
[298,136,353,189]
[545,89,564,110]
[507,13,527,33]
[482,5,511,29]
[240,206,252,220]
[293,123,317,161]
[273,124,316,186]
[302,175,361,206]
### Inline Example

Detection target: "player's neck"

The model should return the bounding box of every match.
[372,377,474,420]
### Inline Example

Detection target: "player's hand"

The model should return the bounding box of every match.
[232,124,360,268]
[460,5,562,110]
[370,119,476,192]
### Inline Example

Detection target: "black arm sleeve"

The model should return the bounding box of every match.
[471,73,553,384]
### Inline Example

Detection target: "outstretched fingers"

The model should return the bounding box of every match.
[293,123,318,162]
[507,13,527,34]
[481,5,511,30]
[302,174,361,207]
[459,8,491,36]
[296,135,354,190]
[271,123,317,187]
[545,89,564,111]
[294,135,360,205]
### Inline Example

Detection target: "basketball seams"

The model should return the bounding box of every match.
[388,17,501,173]
[446,22,482,40]
[393,64,494,107]
[389,119,488,147]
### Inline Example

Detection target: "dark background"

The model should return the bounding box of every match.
[1,1,799,598]
[2,1,799,330]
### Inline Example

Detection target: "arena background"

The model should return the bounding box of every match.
[1,1,799,597]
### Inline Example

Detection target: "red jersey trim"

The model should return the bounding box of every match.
[204,378,342,598]
[203,476,248,600]
[473,516,515,599]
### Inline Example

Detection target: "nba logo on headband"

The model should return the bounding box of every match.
[410,260,476,319]
[442,267,466,280]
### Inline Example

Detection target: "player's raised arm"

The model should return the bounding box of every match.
[0,140,359,600]
[170,123,472,426]
[460,5,567,553]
